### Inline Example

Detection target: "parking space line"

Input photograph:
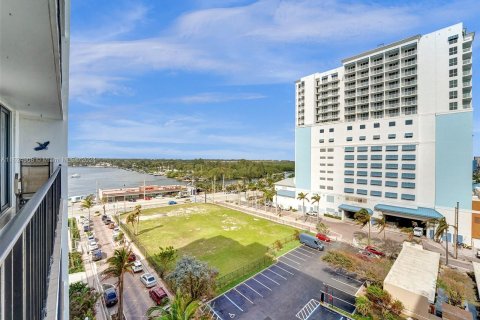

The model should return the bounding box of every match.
[278,260,301,271]
[287,252,306,261]
[224,293,244,312]
[300,245,320,254]
[331,277,361,291]
[272,264,294,275]
[336,273,363,285]
[296,247,315,255]
[244,283,263,297]
[266,268,287,280]
[253,278,272,291]
[234,288,253,304]
[292,248,313,258]
[323,284,357,298]
[260,272,280,285]
[281,255,302,265]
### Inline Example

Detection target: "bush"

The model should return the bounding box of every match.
[69,218,80,248]
[293,230,300,240]
[316,222,329,234]
[324,213,342,220]
[69,282,100,320]
[322,250,354,270]
[273,240,283,251]
[69,252,84,274]
[438,267,477,306]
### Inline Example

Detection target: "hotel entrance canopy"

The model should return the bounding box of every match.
[374,204,443,220]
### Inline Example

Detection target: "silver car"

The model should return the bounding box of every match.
[140,273,157,288]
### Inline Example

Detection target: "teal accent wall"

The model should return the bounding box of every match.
[435,112,472,210]
[295,127,311,190]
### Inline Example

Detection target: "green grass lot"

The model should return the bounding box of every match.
[122,203,299,276]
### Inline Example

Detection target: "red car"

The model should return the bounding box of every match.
[364,245,385,257]
[315,233,331,243]
[149,287,167,305]
[128,253,136,262]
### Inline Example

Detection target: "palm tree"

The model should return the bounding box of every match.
[147,291,200,320]
[311,194,321,222]
[134,205,142,235]
[376,214,387,241]
[81,195,95,226]
[126,212,137,234]
[103,246,133,320]
[427,217,451,264]
[296,192,309,217]
[354,209,372,246]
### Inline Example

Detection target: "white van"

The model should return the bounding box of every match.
[413,227,423,237]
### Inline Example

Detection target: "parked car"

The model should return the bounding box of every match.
[140,273,157,288]
[476,249,480,259]
[88,240,99,252]
[149,287,167,305]
[357,250,374,261]
[87,233,95,242]
[103,287,118,307]
[83,225,90,232]
[315,233,331,243]
[113,226,120,233]
[168,201,177,205]
[101,214,108,222]
[128,253,137,262]
[91,249,103,261]
[299,233,324,251]
[132,260,143,273]
[104,217,112,225]
[413,227,423,237]
[364,245,385,257]
[108,222,115,229]
[306,210,318,216]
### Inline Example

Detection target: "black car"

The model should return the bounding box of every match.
[91,249,102,261]
[101,214,108,222]
[104,287,118,307]
[104,217,112,225]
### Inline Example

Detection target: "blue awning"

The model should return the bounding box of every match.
[374,204,443,220]
[338,204,373,215]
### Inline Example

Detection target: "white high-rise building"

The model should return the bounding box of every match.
[275,23,475,244]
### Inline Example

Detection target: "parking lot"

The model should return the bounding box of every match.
[208,244,363,320]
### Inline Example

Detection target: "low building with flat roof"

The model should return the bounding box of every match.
[383,242,440,319]
[99,184,187,201]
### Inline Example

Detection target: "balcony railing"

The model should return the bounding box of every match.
[0,166,63,319]
[463,59,472,65]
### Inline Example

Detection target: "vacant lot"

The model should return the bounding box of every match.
[122,203,298,276]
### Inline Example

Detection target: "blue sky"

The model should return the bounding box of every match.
[69,0,480,160]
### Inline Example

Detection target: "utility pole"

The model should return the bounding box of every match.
[454,202,459,259]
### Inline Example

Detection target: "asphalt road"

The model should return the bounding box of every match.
[88,214,157,319]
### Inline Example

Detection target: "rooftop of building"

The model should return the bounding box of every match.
[384,242,440,303]
[274,177,295,188]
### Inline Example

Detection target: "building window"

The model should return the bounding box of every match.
[373,135,380,140]
[344,170,354,176]
[371,180,382,186]
[405,119,413,125]
[344,163,355,168]
[386,172,398,178]
[402,145,416,151]
[402,182,416,189]
[449,47,457,55]
[357,171,368,177]
[449,91,458,99]
[319,139,325,143]
[357,189,368,195]
[371,163,382,169]
[359,136,366,141]
[388,134,396,139]
[346,137,353,141]
[386,155,398,161]
[371,146,382,152]
[1,106,10,212]
[402,164,416,170]
[370,191,382,197]
[320,129,324,133]
[329,138,334,143]
[327,148,334,152]
[360,125,366,129]
[449,102,458,110]
[389,121,396,127]
[371,171,382,177]
[449,69,457,77]
[401,173,416,179]
[357,146,368,152]
[385,181,398,187]
[449,58,457,66]
[345,147,355,152]
[357,163,368,168]
[345,155,355,160]
[448,35,458,44]
[347,126,352,131]
[371,155,382,160]
[357,179,368,185]
[449,80,458,88]
[386,163,398,169]
[402,154,416,161]
[401,194,415,201]
[385,192,398,199]
[374,123,380,128]
[357,155,368,160]
[344,188,354,194]
[386,145,399,151]
[404,132,413,138]
[329,128,334,132]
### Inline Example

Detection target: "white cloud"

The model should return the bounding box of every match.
[167,92,266,104]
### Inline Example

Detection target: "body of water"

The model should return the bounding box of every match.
[68,167,186,197]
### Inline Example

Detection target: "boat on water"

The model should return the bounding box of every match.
[71,173,80,178]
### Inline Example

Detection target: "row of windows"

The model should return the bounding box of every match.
[344,133,414,142]
[345,154,416,161]
[319,120,415,135]
[344,162,416,170]
[344,178,416,188]
[343,188,415,200]
[345,145,416,152]
[345,170,416,179]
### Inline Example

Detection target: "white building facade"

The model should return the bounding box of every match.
[276,23,474,244]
